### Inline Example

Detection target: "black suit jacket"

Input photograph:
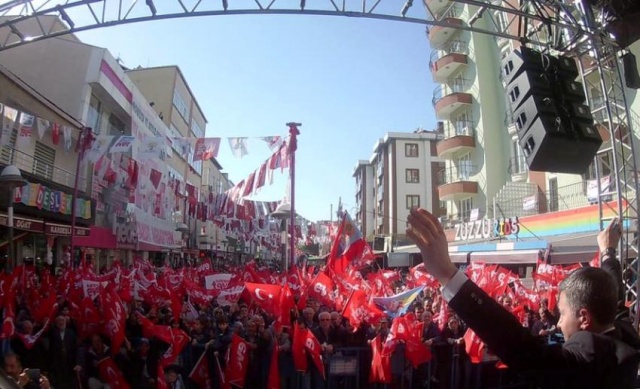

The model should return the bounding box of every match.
[449,279,640,388]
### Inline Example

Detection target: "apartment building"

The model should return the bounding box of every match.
[125,65,211,256]
[0,16,227,265]
[354,129,445,244]
[0,63,94,268]
[422,1,640,269]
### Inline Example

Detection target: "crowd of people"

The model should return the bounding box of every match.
[0,212,637,389]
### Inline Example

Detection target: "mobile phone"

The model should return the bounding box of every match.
[25,369,40,382]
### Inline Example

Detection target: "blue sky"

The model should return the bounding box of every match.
[76,14,438,222]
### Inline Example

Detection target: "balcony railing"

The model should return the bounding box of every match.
[438,164,476,185]
[432,79,470,107]
[443,120,475,138]
[0,145,85,190]
[508,155,528,175]
[494,180,593,217]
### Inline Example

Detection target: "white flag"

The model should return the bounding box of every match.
[16,113,34,149]
[138,136,165,159]
[85,135,114,163]
[36,118,49,140]
[62,126,72,153]
[109,135,135,154]
[228,137,249,158]
[260,136,283,151]
[0,105,18,147]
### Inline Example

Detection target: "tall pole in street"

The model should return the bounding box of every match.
[286,122,300,272]
[0,165,27,273]
[70,127,94,268]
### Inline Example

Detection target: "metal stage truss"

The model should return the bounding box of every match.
[0,0,638,322]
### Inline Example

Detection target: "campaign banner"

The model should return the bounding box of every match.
[204,273,232,290]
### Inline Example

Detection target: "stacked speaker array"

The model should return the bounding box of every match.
[502,47,602,174]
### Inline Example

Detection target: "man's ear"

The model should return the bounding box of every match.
[578,308,592,330]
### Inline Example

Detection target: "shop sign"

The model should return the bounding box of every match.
[454,217,520,241]
[44,223,90,237]
[116,221,138,246]
[0,214,44,233]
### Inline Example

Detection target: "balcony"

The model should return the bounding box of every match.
[438,165,478,201]
[424,0,452,15]
[0,145,84,190]
[430,41,469,82]
[432,83,473,119]
[508,155,529,182]
[436,122,475,159]
[428,8,463,47]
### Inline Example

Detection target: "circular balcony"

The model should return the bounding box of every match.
[429,41,469,82]
[428,17,463,48]
[437,125,476,159]
[437,166,479,202]
[424,0,452,16]
[432,85,473,119]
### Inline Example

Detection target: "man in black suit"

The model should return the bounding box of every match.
[406,208,640,389]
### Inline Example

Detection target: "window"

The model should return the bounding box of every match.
[172,91,189,119]
[406,169,419,183]
[406,195,420,209]
[107,114,125,135]
[191,120,204,138]
[457,198,473,220]
[87,95,102,134]
[33,141,55,180]
[510,139,527,174]
[405,143,419,158]
[439,201,447,209]
[457,153,473,180]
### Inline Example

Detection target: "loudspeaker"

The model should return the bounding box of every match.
[503,46,602,174]
[506,70,553,110]
[502,46,548,85]
[519,119,602,174]
[623,52,640,89]
[513,94,558,135]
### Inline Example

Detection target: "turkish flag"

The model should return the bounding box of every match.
[464,328,485,364]
[267,343,280,389]
[188,351,211,389]
[276,284,295,328]
[255,163,267,191]
[342,289,385,330]
[225,334,249,387]
[97,357,131,389]
[304,331,325,379]
[292,323,308,372]
[369,334,392,384]
[306,272,335,309]
[244,282,281,317]
[99,287,126,355]
[51,122,60,145]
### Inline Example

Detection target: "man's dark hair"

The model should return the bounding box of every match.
[559,267,617,325]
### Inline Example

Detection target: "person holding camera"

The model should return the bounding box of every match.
[4,352,51,389]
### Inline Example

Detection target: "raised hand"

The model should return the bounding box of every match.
[406,208,457,285]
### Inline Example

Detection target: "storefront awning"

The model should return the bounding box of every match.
[470,249,542,264]
[545,232,600,264]
[392,245,468,264]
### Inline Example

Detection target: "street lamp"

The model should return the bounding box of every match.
[270,202,292,271]
[0,165,27,273]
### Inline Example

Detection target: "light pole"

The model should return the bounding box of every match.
[270,202,292,271]
[0,165,27,273]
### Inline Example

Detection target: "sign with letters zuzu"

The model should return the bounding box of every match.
[454,217,520,241]
[204,273,232,290]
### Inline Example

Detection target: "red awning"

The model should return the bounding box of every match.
[73,226,117,250]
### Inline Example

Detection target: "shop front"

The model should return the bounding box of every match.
[0,174,94,270]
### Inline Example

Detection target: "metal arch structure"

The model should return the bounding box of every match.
[0,0,639,321]
[0,0,619,52]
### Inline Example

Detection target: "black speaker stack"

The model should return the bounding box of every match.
[502,47,603,174]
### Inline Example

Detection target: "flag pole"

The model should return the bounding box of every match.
[70,127,93,269]
[286,123,300,273]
